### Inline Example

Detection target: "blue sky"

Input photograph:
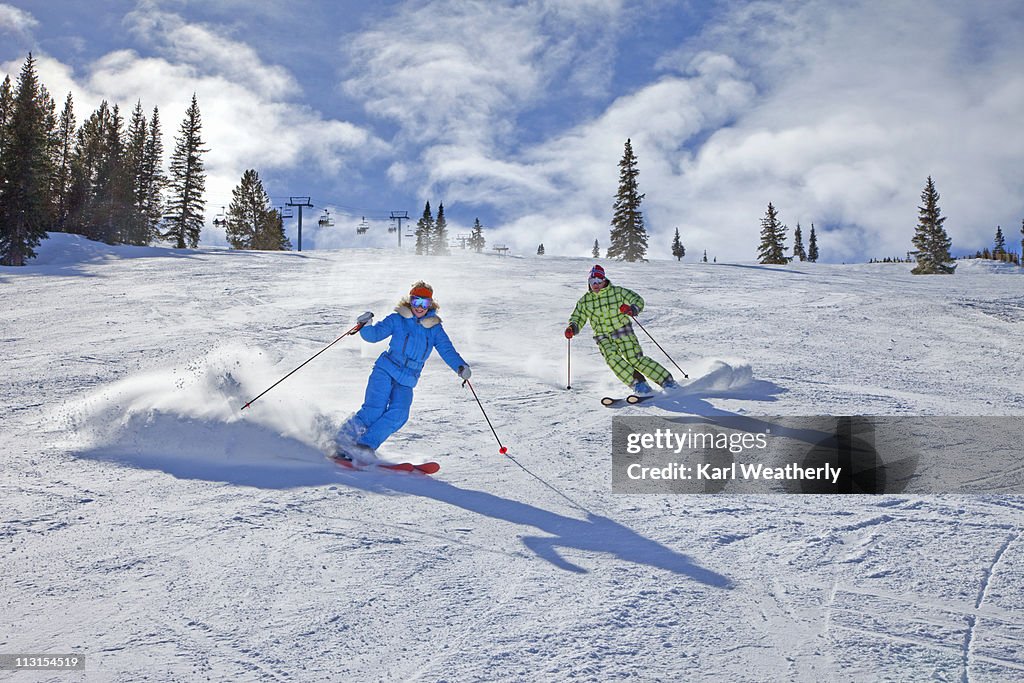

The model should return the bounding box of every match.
[2,0,1022,261]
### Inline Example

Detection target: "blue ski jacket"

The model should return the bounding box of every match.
[360,306,467,388]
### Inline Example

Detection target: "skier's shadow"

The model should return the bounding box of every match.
[347,472,732,588]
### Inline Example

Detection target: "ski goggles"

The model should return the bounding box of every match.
[589,277,607,287]
[410,296,432,309]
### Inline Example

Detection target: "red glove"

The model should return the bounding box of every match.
[619,304,639,316]
[564,325,575,339]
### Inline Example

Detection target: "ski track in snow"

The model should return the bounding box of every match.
[2,235,1024,681]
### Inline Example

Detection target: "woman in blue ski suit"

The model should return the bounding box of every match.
[335,281,470,460]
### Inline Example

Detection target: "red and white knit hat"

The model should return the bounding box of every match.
[589,264,606,281]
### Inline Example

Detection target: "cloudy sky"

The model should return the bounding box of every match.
[2,0,1022,261]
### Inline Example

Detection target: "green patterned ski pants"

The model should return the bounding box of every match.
[595,332,671,388]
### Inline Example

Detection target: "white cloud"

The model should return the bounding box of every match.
[123,3,299,99]
[362,0,1024,261]
[342,0,624,188]
[0,3,38,35]
[2,3,388,247]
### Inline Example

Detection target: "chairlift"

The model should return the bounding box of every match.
[281,206,294,219]
[356,216,370,235]
[318,209,334,228]
[212,206,227,227]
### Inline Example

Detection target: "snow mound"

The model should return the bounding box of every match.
[22,232,183,267]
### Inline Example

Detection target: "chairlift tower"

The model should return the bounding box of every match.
[390,211,409,248]
[286,197,314,251]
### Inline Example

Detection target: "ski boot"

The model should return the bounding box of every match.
[631,381,654,397]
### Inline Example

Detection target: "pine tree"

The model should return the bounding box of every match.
[911,176,954,274]
[415,201,433,255]
[537,243,545,255]
[592,239,600,258]
[1020,219,1024,259]
[433,201,450,255]
[66,101,114,239]
[140,107,165,244]
[468,217,485,253]
[50,92,76,233]
[807,224,819,262]
[122,101,150,245]
[993,225,1006,256]
[225,169,288,250]
[702,249,708,263]
[757,202,788,264]
[792,222,806,261]
[671,227,685,261]
[163,94,207,249]
[78,103,133,245]
[0,75,13,159]
[607,138,648,262]
[0,55,53,265]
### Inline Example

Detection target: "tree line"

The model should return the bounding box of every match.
[412,200,486,255]
[0,54,209,265]
[599,140,1022,272]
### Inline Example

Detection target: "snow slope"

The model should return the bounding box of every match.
[2,234,1023,681]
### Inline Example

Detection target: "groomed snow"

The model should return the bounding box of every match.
[3,233,1023,681]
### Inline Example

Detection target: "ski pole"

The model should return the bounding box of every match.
[462,378,508,455]
[241,322,364,411]
[566,337,572,390]
[632,317,689,379]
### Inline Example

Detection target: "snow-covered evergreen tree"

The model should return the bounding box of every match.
[607,139,648,262]
[702,249,708,263]
[51,92,76,234]
[592,239,600,258]
[993,226,1006,256]
[671,227,685,261]
[415,201,433,255]
[792,222,806,261]
[757,202,788,264]
[225,169,289,251]
[537,243,545,255]
[140,107,165,244]
[468,217,485,253]
[911,176,954,274]
[122,102,150,245]
[807,224,819,262]
[433,201,450,255]
[163,94,206,249]
[0,55,53,265]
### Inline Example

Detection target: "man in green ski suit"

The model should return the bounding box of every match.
[564,264,679,395]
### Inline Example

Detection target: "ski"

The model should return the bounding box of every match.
[601,394,656,407]
[331,455,440,475]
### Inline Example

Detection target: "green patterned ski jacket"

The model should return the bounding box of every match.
[568,281,645,338]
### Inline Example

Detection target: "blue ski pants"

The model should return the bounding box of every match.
[354,365,415,450]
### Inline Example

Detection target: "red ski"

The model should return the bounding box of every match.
[332,456,440,475]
